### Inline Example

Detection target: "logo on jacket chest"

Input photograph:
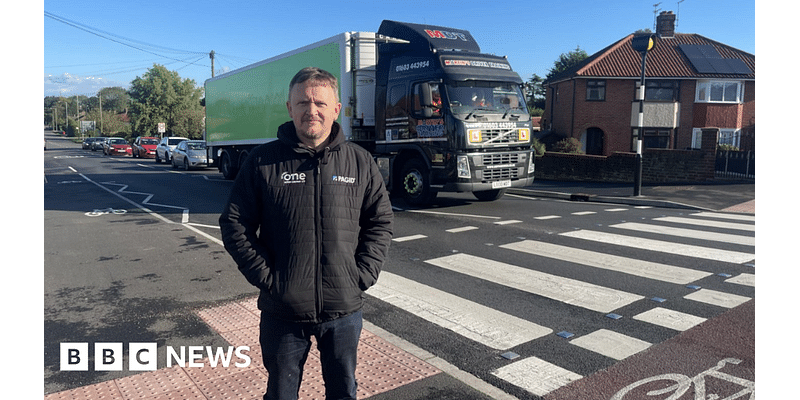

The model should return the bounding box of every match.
[281,171,306,184]
[332,175,356,184]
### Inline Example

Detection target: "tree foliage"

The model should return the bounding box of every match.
[545,46,589,81]
[129,64,204,139]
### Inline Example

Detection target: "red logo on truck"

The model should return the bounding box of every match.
[424,29,468,41]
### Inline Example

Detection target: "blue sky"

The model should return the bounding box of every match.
[42,0,755,98]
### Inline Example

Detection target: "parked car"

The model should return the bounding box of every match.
[155,136,188,163]
[91,138,107,151]
[132,136,159,158]
[82,137,104,150]
[171,140,208,170]
[102,137,132,156]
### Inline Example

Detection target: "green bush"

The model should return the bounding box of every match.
[531,137,546,156]
[551,137,583,154]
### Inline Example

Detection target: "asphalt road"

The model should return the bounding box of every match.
[43,131,756,399]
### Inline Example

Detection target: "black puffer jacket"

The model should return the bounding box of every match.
[219,121,393,323]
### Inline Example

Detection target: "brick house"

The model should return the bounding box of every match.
[541,11,755,156]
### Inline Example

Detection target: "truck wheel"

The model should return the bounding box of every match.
[473,189,506,201]
[220,151,238,180]
[399,159,435,206]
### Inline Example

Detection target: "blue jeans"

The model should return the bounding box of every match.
[259,311,362,400]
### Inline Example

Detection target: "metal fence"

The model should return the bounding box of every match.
[715,150,754,180]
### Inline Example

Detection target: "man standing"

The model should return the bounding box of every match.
[219,67,393,400]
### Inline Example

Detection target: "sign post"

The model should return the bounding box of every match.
[158,123,166,138]
[630,33,657,196]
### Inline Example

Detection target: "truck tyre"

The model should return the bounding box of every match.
[220,151,238,180]
[399,158,435,206]
[473,189,506,201]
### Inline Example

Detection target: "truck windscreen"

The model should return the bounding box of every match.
[445,81,529,118]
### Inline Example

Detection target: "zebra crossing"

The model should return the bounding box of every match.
[367,207,755,397]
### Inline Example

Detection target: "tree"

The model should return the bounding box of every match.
[129,64,204,139]
[525,73,545,115]
[545,46,589,81]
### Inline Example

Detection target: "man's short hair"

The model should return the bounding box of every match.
[289,67,339,100]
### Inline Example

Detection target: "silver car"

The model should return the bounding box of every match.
[155,136,188,163]
[171,140,208,170]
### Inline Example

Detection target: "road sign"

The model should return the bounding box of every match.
[158,123,166,134]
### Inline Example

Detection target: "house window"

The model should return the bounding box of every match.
[586,80,605,101]
[696,80,743,103]
[645,80,678,101]
[642,128,671,149]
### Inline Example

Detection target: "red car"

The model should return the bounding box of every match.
[132,136,159,158]
[102,138,132,156]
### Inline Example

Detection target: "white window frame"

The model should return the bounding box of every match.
[691,128,741,149]
[695,80,743,104]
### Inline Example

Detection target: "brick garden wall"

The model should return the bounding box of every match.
[534,128,719,183]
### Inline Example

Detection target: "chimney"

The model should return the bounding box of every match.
[656,11,676,37]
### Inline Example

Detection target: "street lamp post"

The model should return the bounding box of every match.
[631,33,657,196]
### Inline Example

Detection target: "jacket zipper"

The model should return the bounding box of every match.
[314,158,323,321]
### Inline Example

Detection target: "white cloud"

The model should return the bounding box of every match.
[44,73,129,97]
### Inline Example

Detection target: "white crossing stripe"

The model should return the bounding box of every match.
[491,356,582,396]
[560,230,754,264]
[446,226,478,233]
[392,234,427,242]
[726,273,755,287]
[684,288,751,308]
[500,240,712,285]
[610,222,755,246]
[570,329,651,360]
[654,216,755,232]
[425,253,644,313]
[691,211,756,222]
[633,307,706,331]
[534,215,561,220]
[366,272,552,350]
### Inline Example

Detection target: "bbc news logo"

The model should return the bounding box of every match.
[60,343,251,371]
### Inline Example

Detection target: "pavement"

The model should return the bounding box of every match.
[44,180,755,400]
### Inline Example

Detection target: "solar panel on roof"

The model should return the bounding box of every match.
[678,44,752,75]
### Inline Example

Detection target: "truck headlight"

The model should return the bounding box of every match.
[528,150,536,174]
[457,155,471,178]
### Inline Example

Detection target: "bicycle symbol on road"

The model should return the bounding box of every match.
[611,358,754,399]
[85,208,127,217]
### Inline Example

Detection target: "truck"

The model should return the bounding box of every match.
[204,20,535,205]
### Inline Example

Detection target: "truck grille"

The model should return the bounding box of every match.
[482,167,520,181]
[482,153,521,165]
[478,129,525,144]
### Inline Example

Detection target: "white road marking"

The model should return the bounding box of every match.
[392,234,427,242]
[570,329,651,360]
[610,222,755,246]
[494,220,523,225]
[725,273,755,287]
[425,253,644,313]
[633,307,706,331]
[446,226,479,233]
[684,289,751,308]
[560,230,754,263]
[367,272,552,350]
[654,216,755,232]
[491,356,582,396]
[690,211,756,222]
[500,240,711,284]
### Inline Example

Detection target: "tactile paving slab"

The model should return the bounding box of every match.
[45,296,441,400]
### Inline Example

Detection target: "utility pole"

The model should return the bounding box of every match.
[630,33,657,196]
[210,50,216,78]
[99,94,103,136]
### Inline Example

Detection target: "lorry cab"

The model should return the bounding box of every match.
[370,21,535,204]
